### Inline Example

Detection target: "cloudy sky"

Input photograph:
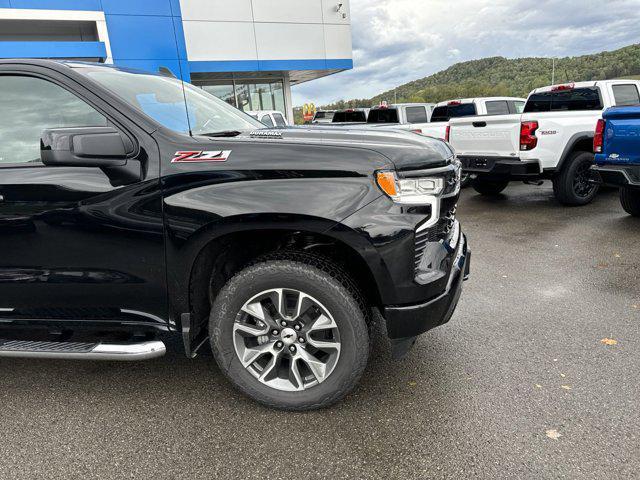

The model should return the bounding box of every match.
[291,0,640,106]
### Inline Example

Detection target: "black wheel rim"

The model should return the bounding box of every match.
[573,161,596,198]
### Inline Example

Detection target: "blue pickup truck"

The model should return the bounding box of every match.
[593,106,640,216]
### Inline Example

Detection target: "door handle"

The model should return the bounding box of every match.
[473,122,487,128]
[0,194,4,202]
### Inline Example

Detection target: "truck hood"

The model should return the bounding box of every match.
[195,126,455,172]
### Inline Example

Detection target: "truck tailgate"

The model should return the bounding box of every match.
[602,107,640,165]
[449,114,521,157]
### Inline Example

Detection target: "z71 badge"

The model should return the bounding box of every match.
[172,150,232,163]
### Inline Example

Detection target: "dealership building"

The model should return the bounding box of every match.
[0,0,353,121]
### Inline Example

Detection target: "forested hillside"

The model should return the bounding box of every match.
[313,43,640,114]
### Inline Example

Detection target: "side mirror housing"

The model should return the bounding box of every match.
[40,127,135,167]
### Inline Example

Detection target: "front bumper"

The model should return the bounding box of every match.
[592,164,640,189]
[384,231,470,359]
[459,155,541,180]
[328,166,467,359]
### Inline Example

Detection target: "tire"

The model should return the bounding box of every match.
[552,151,599,206]
[472,178,509,195]
[620,187,640,217]
[209,254,369,410]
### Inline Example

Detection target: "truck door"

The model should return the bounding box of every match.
[0,71,167,327]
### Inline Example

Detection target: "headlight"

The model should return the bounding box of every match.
[376,171,445,204]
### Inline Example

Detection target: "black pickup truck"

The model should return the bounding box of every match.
[0,60,470,410]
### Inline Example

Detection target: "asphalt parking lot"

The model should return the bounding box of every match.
[1,182,638,479]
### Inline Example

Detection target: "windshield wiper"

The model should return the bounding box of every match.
[200,130,243,138]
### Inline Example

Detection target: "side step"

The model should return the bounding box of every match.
[0,339,166,361]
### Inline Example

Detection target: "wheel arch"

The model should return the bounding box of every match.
[169,213,387,337]
[557,133,595,172]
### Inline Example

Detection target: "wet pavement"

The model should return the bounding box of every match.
[1,182,638,479]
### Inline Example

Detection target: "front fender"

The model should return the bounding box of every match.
[165,212,391,324]
[162,173,385,322]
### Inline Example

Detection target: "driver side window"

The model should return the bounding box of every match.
[0,75,107,165]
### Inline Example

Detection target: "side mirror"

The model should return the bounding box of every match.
[40,127,135,168]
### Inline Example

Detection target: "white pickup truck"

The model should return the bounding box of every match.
[420,97,526,140]
[449,80,640,205]
[247,110,289,128]
[366,103,435,132]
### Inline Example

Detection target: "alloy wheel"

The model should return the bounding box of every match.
[232,288,341,392]
[573,161,597,198]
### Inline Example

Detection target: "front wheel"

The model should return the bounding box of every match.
[209,255,369,410]
[620,187,640,217]
[472,178,509,195]
[552,151,599,206]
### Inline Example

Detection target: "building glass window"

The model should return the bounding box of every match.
[249,83,272,111]
[200,79,287,117]
[272,82,285,115]
[201,81,236,108]
[234,83,250,112]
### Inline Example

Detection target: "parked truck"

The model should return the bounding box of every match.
[593,105,640,216]
[449,80,640,205]
[247,110,289,128]
[366,103,435,133]
[420,97,526,140]
[0,59,470,411]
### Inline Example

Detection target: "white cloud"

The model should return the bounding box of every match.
[292,0,640,106]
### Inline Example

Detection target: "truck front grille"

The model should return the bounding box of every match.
[414,207,457,273]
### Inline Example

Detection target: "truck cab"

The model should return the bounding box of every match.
[0,59,469,411]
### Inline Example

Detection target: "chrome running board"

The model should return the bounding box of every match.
[0,339,166,361]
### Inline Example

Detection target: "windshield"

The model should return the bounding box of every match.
[82,68,263,135]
